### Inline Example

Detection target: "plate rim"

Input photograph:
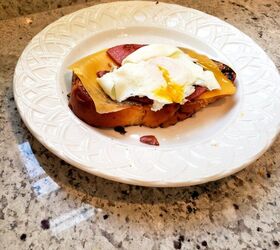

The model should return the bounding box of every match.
[13,1,280,187]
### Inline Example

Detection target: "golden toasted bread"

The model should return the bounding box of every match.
[68,46,236,128]
[69,77,232,129]
[69,76,180,128]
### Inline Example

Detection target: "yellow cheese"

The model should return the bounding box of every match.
[69,50,132,114]
[181,48,236,99]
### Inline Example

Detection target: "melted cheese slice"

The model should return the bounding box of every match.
[181,48,236,99]
[69,47,236,114]
[69,50,132,113]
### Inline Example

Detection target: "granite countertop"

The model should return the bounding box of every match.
[1,0,280,249]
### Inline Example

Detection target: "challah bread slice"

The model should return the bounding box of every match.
[69,59,235,128]
[68,45,236,128]
[69,75,180,127]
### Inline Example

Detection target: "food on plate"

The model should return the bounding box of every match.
[68,44,236,128]
[140,135,160,146]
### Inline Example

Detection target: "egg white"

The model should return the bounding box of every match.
[97,44,221,111]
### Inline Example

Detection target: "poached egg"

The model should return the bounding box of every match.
[97,44,221,111]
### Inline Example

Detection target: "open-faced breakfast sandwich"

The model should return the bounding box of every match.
[68,44,236,132]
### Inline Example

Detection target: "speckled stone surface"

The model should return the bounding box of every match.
[0,0,280,249]
[0,0,94,20]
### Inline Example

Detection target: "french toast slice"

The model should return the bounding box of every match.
[68,44,236,128]
[69,59,235,128]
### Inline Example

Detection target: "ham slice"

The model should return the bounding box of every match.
[187,86,208,101]
[107,44,145,65]
[140,135,160,146]
[127,96,153,105]
[96,70,109,78]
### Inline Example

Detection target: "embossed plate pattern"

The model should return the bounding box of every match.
[14,1,280,187]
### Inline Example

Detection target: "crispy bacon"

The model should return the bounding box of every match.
[140,135,160,146]
[107,44,145,65]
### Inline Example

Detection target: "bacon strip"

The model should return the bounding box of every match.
[140,135,159,146]
[107,44,145,65]
[187,86,208,101]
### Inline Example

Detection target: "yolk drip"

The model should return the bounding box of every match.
[154,66,185,103]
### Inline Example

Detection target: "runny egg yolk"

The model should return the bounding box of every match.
[154,66,185,103]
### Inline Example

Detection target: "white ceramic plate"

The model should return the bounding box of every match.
[14,1,280,187]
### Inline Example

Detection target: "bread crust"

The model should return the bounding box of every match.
[69,62,235,128]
